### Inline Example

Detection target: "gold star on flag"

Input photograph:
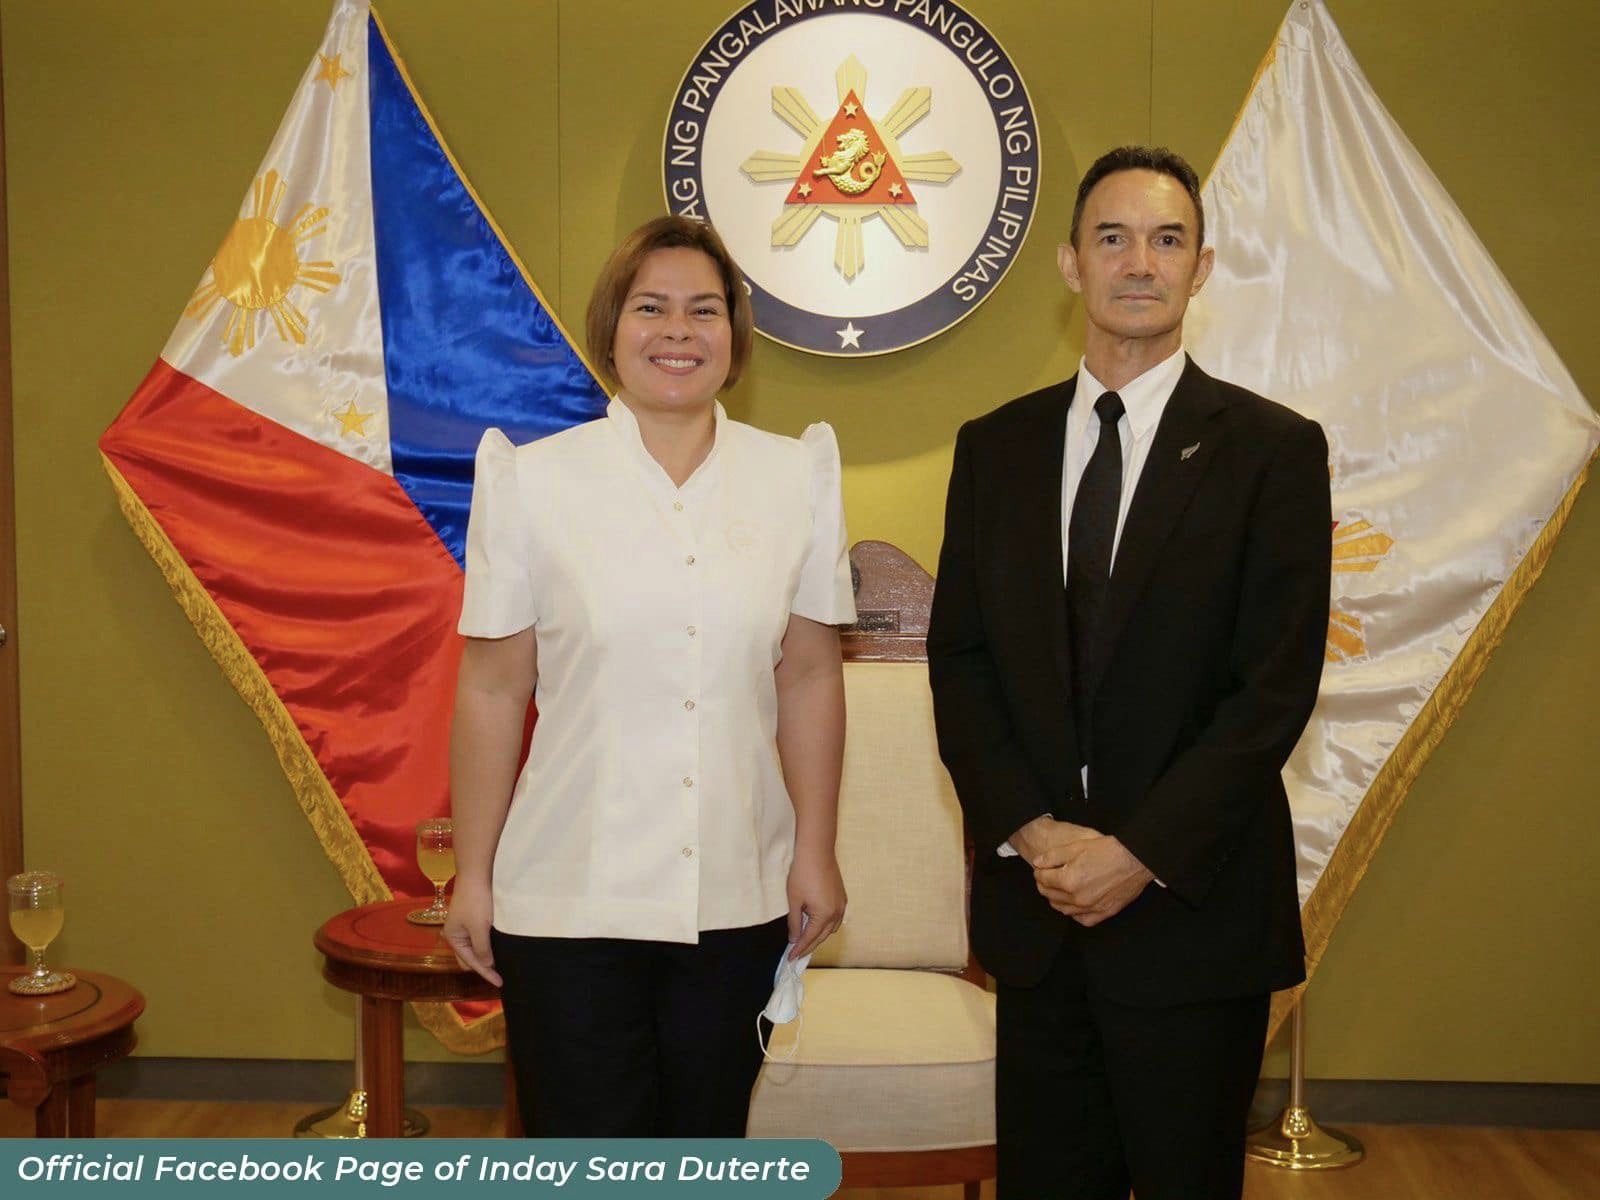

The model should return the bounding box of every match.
[797,182,813,199]
[316,53,353,91]
[333,400,373,437]
[888,182,904,198]
[843,101,859,117]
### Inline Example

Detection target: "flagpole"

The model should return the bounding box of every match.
[1246,995,1364,1169]
[293,1016,430,1139]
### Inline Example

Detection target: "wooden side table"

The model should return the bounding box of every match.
[0,967,145,1136]
[314,899,504,1138]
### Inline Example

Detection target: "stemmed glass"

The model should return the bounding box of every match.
[407,819,455,925]
[7,871,76,995]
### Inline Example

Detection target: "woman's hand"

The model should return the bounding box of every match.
[440,877,502,986]
[786,845,846,960]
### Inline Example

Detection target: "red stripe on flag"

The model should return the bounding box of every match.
[100,359,463,895]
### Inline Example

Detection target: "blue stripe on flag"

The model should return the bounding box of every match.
[367,17,607,566]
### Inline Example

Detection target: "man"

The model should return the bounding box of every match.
[927,146,1331,1199]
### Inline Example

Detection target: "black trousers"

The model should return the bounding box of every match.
[995,938,1269,1200]
[492,918,788,1137]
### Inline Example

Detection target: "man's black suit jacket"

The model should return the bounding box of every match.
[927,356,1330,1007]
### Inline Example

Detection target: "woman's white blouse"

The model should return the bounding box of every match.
[458,398,856,943]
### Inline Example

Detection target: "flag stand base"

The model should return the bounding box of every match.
[292,1018,429,1138]
[1246,1105,1363,1169]
[293,1089,429,1139]
[1246,996,1363,1170]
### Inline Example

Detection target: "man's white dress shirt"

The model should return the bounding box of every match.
[459,398,856,942]
[1000,347,1187,858]
[1059,349,1188,584]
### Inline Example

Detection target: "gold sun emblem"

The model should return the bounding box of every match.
[184,170,342,357]
[739,55,961,280]
[1325,516,1396,663]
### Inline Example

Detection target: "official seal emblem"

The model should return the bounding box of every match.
[664,0,1039,356]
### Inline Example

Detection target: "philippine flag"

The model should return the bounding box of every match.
[97,0,606,1051]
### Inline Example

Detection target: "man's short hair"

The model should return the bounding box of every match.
[1069,146,1205,249]
[585,215,755,389]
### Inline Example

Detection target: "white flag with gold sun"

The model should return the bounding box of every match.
[163,0,391,472]
[1185,0,1599,1009]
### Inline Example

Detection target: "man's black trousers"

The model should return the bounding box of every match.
[996,936,1270,1200]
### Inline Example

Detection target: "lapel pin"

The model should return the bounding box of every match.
[1180,442,1201,461]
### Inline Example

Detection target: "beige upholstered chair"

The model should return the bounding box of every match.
[747,542,995,1198]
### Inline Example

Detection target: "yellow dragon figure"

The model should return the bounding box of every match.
[814,128,887,196]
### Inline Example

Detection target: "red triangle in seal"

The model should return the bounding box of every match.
[785,90,916,207]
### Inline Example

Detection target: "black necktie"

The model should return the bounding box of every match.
[1066,391,1125,745]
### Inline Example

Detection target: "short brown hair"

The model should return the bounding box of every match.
[585,216,755,390]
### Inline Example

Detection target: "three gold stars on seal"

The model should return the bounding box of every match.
[740,55,961,281]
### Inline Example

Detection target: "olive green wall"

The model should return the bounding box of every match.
[4,0,1596,1079]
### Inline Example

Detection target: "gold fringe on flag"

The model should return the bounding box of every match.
[1269,452,1596,1039]
[100,453,505,1055]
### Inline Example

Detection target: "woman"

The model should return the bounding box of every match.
[442,215,854,1137]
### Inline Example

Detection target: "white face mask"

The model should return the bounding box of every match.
[758,918,814,1062]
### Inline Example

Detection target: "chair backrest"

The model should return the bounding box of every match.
[811,661,969,971]
[811,541,968,972]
